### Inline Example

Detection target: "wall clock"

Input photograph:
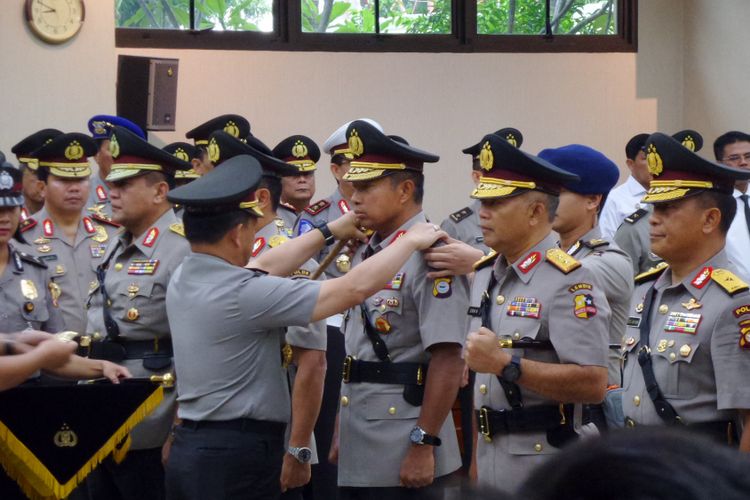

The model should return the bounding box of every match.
[25,0,85,44]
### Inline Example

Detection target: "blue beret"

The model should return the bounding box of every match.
[537,144,620,195]
[88,115,145,140]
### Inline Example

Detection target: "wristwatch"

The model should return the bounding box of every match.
[409,426,441,446]
[502,355,522,383]
[315,222,335,246]
[287,446,313,463]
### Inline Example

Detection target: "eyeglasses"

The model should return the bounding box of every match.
[723,153,750,163]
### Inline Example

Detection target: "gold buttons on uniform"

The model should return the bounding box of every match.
[114,263,123,271]
[340,396,349,407]
[669,352,677,361]
[496,295,505,305]
[479,384,487,394]
[633,395,641,406]
[626,337,636,346]
[388,406,397,415]
[657,339,667,352]
[635,303,644,313]
[513,331,521,340]
[679,344,692,357]
[658,304,669,314]
[534,443,543,452]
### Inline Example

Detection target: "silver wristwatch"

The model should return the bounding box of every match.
[287,446,313,463]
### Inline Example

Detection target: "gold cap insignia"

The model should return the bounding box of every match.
[54,423,78,448]
[64,141,84,160]
[348,129,364,157]
[646,144,663,177]
[174,148,190,162]
[292,140,308,159]
[479,141,494,171]
[208,137,221,164]
[224,120,240,138]
[681,135,696,152]
[505,134,517,147]
[110,134,121,159]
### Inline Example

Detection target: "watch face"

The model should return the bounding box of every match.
[297,447,312,463]
[26,0,85,44]
[503,361,521,382]
[409,426,425,444]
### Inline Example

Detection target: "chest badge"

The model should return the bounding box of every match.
[127,259,160,275]
[506,297,541,319]
[681,298,702,310]
[20,279,38,300]
[664,312,701,334]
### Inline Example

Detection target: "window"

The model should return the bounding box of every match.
[116,0,637,52]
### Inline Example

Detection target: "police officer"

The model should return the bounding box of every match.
[273,135,320,228]
[21,133,119,334]
[620,133,750,449]
[11,128,62,218]
[85,125,191,500]
[614,131,703,275]
[184,114,251,176]
[335,120,467,498]
[538,144,633,387]
[463,134,612,493]
[87,115,146,221]
[163,154,446,500]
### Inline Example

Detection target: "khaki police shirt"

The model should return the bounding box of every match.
[167,252,322,423]
[1,243,63,332]
[614,206,663,276]
[565,227,633,385]
[85,209,189,449]
[440,199,490,254]
[621,251,750,426]
[338,211,468,487]
[22,208,118,334]
[471,232,611,492]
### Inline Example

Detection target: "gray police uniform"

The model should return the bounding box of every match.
[471,233,611,493]
[565,227,633,385]
[1,242,63,332]
[86,174,114,219]
[614,206,663,275]
[338,212,467,488]
[253,217,326,463]
[22,208,118,334]
[440,199,490,254]
[86,209,189,449]
[620,252,750,438]
[277,204,299,233]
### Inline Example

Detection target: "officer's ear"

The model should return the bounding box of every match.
[701,206,722,235]
[255,187,271,210]
[586,194,603,212]
[526,193,549,227]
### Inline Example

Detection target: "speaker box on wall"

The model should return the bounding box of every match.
[117,55,179,133]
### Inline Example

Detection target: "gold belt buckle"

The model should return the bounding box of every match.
[479,407,492,443]
[342,355,354,383]
[416,365,424,385]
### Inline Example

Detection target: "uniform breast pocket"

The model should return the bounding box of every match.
[652,340,700,399]
[116,281,154,323]
[21,298,50,326]
[364,392,422,422]
[621,328,640,390]
[366,291,405,340]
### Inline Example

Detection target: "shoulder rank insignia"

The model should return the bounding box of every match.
[449,206,473,223]
[19,217,37,233]
[624,208,648,224]
[711,269,750,296]
[304,199,330,216]
[90,213,121,227]
[634,261,669,284]
[582,238,609,249]
[545,248,581,274]
[473,251,498,271]
[169,222,185,237]
[17,251,47,269]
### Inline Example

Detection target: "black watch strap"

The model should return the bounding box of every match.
[421,433,442,446]
[316,223,335,246]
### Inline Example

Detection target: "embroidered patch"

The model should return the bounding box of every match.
[43,219,54,237]
[252,237,265,257]
[734,305,750,318]
[568,283,593,293]
[338,199,350,214]
[297,219,314,236]
[627,316,641,328]
[433,277,452,298]
[518,251,541,274]
[290,269,311,278]
[96,185,107,201]
[83,217,96,234]
[467,306,481,317]
[739,319,750,349]
[506,297,541,319]
[664,312,701,334]
[691,266,712,289]
[127,259,159,275]
[384,272,405,290]
[142,227,159,247]
[574,294,597,319]
[389,230,406,246]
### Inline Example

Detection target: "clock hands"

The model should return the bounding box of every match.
[38,1,56,13]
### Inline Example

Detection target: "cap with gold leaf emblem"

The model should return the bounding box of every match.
[106,126,190,182]
[462,127,523,158]
[167,154,264,218]
[33,133,97,178]
[641,132,750,204]
[671,129,703,153]
[163,142,201,180]
[341,120,439,182]
[87,115,145,140]
[272,135,321,173]
[470,134,578,200]
[208,131,298,177]
[185,114,251,147]
[11,129,63,172]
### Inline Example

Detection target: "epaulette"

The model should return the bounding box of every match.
[711,269,750,296]
[634,261,669,284]
[169,222,185,237]
[624,208,648,224]
[582,238,610,249]
[473,251,498,271]
[449,206,473,224]
[304,199,330,216]
[545,248,581,274]
[19,217,37,233]
[90,213,121,227]
[17,250,47,268]
[279,203,296,214]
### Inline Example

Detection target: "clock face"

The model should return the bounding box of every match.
[25,0,85,44]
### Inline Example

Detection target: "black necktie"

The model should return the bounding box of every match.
[741,194,750,237]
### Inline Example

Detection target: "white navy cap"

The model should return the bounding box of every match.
[322,118,383,157]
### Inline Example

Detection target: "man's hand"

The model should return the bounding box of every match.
[280,454,311,492]
[100,361,132,383]
[34,339,77,369]
[328,211,369,243]
[161,435,173,466]
[424,237,484,278]
[399,444,435,488]
[11,330,56,346]
[404,223,448,251]
[465,327,510,375]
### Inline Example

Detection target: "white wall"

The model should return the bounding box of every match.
[1,0,692,220]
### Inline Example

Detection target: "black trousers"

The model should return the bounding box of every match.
[87,447,164,500]
[339,473,460,500]
[165,424,284,500]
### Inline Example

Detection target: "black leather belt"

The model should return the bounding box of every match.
[89,339,173,362]
[342,356,426,386]
[181,418,285,437]
[625,418,737,445]
[477,404,604,440]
